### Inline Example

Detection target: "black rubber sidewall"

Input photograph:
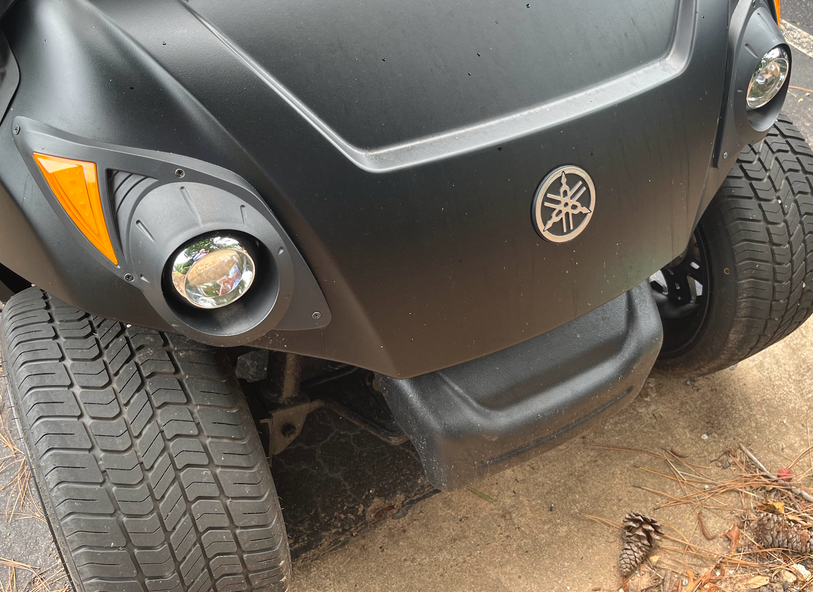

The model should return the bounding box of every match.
[0,323,86,592]
[655,201,741,374]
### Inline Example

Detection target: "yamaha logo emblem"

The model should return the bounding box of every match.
[532,166,595,243]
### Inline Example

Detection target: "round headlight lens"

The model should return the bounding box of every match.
[171,235,255,309]
[747,46,790,110]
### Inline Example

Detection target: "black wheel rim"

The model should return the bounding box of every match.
[649,229,712,358]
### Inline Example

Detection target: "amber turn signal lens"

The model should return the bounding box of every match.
[775,0,781,22]
[33,153,118,265]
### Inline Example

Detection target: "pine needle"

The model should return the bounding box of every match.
[467,487,497,504]
[591,441,813,588]
[0,379,64,592]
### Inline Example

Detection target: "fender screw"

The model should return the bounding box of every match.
[124,273,135,282]
[281,423,297,439]
[175,168,185,178]
[312,311,322,320]
[12,125,20,135]
[723,152,728,160]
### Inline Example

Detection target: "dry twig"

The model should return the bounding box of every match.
[740,443,813,503]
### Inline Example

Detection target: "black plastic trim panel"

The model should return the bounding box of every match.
[11,118,331,345]
[379,282,663,490]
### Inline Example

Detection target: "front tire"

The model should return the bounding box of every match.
[0,289,291,592]
[654,115,813,375]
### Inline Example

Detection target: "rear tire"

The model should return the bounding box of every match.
[655,115,813,375]
[0,289,291,592]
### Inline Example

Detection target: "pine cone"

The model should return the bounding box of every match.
[619,512,663,577]
[755,512,813,552]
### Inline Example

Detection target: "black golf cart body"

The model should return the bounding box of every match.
[0,0,790,488]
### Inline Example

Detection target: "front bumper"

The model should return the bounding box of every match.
[379,282,662,490]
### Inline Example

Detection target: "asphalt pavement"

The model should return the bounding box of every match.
[783,1,813,133]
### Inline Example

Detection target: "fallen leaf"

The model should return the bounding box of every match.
[649,555,660,565]
[778,467,793,481]
[745,575,770,587]
[792,564,812,580]
[692,568,720,590]
[757,501,785,514]
[685,569,697,590]
[723,525,740,554]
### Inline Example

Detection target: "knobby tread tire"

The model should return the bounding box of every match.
[0,289,291,592]
[657,115,813,374]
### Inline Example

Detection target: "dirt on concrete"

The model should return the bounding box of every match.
[290,320,813,591]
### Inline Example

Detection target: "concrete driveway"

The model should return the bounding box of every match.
[290,323,813,591]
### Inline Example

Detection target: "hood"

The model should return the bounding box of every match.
[185,0,681,151]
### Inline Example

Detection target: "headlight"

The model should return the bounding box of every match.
[747,46,790,109]
[171,234,256,309]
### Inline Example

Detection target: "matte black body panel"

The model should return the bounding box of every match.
[0,32,17,125]
[186,0,681,150]
[0,0,784,377]
[0,1,12,21]
[379,282,662,490]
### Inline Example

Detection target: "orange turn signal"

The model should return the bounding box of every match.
[775,0,781,23]
[33,153,118,265]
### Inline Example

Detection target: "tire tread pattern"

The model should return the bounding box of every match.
[695,115,813,372]
[0,289,291,592]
